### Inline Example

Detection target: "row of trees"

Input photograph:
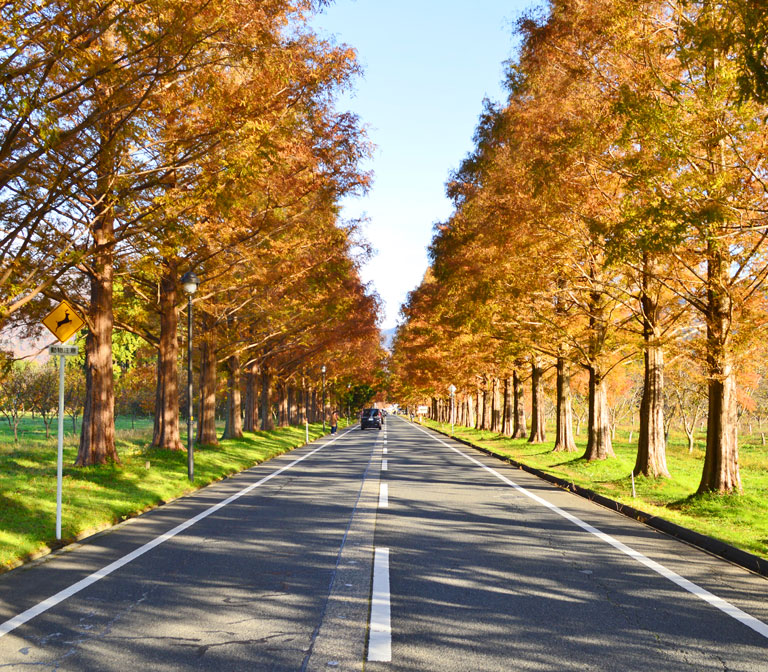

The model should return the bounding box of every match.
[1,0,383,464]
[391,0,768,494]
[0,353,379,443]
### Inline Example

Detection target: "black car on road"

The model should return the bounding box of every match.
[360,408,383,430]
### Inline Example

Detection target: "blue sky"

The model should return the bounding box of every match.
[312,0,540,329]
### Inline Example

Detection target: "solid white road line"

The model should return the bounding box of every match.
[411,423,768,641]
[367,547,392,662]
[382,459,388,471]
[0,428,357,640]
[379,483,389,508]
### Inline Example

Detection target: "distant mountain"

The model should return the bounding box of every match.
[380,327,396,351]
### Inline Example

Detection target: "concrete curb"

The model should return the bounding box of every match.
[425,424,768,579]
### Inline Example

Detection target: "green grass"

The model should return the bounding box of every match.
[424,419,768,561]
[0,414,342,571]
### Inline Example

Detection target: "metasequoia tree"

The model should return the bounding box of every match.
[11,0,371,464]
[600,1,768,492]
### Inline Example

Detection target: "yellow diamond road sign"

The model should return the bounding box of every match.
[43,300,85,343]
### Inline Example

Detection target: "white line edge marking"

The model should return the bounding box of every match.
[379,483,389,508]
[0,429,356,639]
[382,459,388,471]
[367,547,391,662]
[411,422,768,641]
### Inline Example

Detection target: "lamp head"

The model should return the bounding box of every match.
[321,365,327,374]
[181,271,200,296]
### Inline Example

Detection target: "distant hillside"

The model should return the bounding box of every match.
[380,327,396,351]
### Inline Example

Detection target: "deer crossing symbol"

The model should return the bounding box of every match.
[55,311,72,333]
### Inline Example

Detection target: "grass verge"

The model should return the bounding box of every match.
[0,416,341,572]
[421,419,768,562]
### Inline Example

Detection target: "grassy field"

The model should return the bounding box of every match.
[0,414,343,572]
[423,418,768,561]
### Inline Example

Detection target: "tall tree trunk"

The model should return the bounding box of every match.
[196,331,218,446]
[491,377,502,432]
[278,382,288,427]
[77,78,118,466]
[583,365,614,460]
[699,246,740,492]
[502,376,513,436]
[244,363,258,432]
[582,278,613,461]
[553,355,576,452]
[77,230,118,465]
[474,385,482,429]
[261,368,274,430]
[222,354,243,439]
[467,393,475,428]
[512,369,526,438]
[635,259,669,477]
[481,375,492,430]
[152,266,182,451]
[528,357,546,443]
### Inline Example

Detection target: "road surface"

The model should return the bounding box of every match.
[0,416,766,670]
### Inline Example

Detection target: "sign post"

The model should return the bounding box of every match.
[43,301,85,540]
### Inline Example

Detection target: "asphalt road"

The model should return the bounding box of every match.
[0,417,766,671]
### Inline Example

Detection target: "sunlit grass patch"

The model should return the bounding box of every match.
[0,415,329,571]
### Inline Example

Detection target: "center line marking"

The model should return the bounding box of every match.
[367,547,391,662]
[383,447,388,455]
[382,459,388,471]
[411,422,768,641]
[379,483,388,508]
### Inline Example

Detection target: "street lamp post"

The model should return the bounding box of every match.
[321,365,327,432]
[449,384,457,435]
[181,270,199,482]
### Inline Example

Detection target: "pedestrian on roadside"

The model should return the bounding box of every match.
[330,409,339,434]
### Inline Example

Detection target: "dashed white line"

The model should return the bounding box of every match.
[379,483,389,508]
[411,423,768,641]
[367,547,391,662]
[383,447,388,455]
[382,459,388,471]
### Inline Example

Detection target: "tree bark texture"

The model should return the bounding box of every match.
[635,261,669,477]
[503,376,513,436]
[583,365,614,460]
[196,332,218,446]
[512,370,526,439]
[699,247,740,492]
[481,376,492,431]
[528,358,546,443]
[261,369,274,430]
[277,383,287,427]
[553,356,576,452]
[636,344,669,477]
[77,218,117,465]
[244,363,258,432]
[223,354,243,439]
[152,267,182,451]
[491,377,502,433]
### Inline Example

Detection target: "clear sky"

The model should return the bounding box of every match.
[312,0,540,330]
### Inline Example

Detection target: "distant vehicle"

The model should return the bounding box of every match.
[360,408,383,430]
